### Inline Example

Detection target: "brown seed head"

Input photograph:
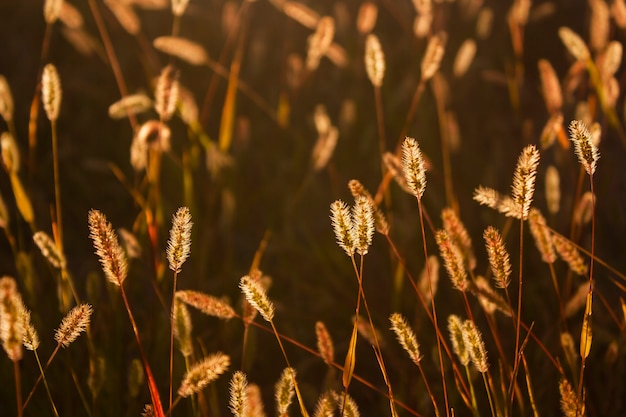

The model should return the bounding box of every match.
[421,33,446,81]
[176,290,236,319]
[0,75,14,123]
[42,63,62,122]
[559,27,590,61]
[389,313,422,365]
[436,230,469,291]
[528,208,557,264]
[483,226,511,288]
[569,119,599,176]
[315,321,334,366]
[178,352,230,397]
[401,137,427,200]
[54,303,93,347]
[364,34,385,87]
[442,208,476,271]
[88,209,128,286]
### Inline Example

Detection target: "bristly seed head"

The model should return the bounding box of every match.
[88,209,128,287]
[330,200,355,256]
[239,275,274,322]
[462,320,489,373]
[389,313,422,365]
[33,231,66,270]
[275,367,296,416]
[447,314,470,366]
[315,321,334,366]
[402,137,427,200]
[569,120,599,176]
[229,371,248,417]
[167,207,193,274]
[176,290,236,320]
[364,34,385,87]
[42,63,62,122]
[54,303,93,348]
[154,65,180,121]
[483,226,511,288]
[351,196,375,256]
[436,230,469,291]
[511,144,540,220]
[178,352,230,398]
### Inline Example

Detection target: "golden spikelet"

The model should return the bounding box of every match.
[154,65,180,121]
[176,290,236,319]
[552,233,588,276]
[54,303,93,347]
[569,120,599,176]
[118,228,142,259]
[442,208,476,271]
[167,207,193,273]
[348,180,389,235]
[0,277,24,361]
[337,392,360,417]
[104,0,140,35]
[417,255,439,304]
[275,367,296,416]
[324,43,348,68]
[229,371,248,417]
[476,8,493,40]
[589,0,609,52]
[453,39,477,78]
[560,332,578,374]
[282,1,320,29]
[313,391,336,417]
[599,41,622,79]
[351,196,375,256]
[88,209,128,286]
[178,352,230,397]
[559,378,578,417]
[59,2,84,29]
[421,33,446,81]
[44,0,63,24]
[559,27,590,61]
[389,313,422,365]
[171,0,189,17]
[356,2,378,34]
[33,231,66,270]
[463,320,489,373]
[538,59,562,114]
[108,94,153,119]
[353,314,384,347]
[21,307,39,351]
[545,165,561,214]
[42,63,62,122]
[153,36,210,66]
[473,275,511,315]
[1,132,20,173]
[401,137,427,200]
[315,321,334,366]
[364,34,385,87]
[564,281,591,318]
[383,151,413,194]
[173,298,193,357]
[573,192,595,225]
[246,383,267,417]
[511,144,540,220]
[436,230,469,291]
[239,275,274,322]
[613,0,626,29]
[311,125,339,172]
[483,226,511,289]
[306,16,335,71]
[177,84,199,126]
[447,314,470,366]
[528,208,557,264]
[130,120,172,170]
[0,75,14,123]
[330,200,355,256]
[413,13,432,39]
[540,112,563,150]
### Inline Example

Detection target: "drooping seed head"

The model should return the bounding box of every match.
[173,298,193,357]
[389,313,422,365]
[421,33,446,81]
[552,233,587,276]
[401,137,427,200]
[569,119,599,176]
[315,321,334,366]
[33,231,66,270]
[559,27,590,61]
[153,36,209,66]
[178,352,230,397]
[239,275,274,322]
[559,378,578,417]
[108,93,153,120]
[154,65,179,121]
[442,208,476,271]
[42,63,62,122]
[453,39,476,78]
[538,59,562,114]
[528,208,557,263]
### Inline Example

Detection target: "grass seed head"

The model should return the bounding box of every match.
[569,119,599,176]
[42,63,62,122]
[365,34,385,87]
[88,209,128,286]
[275,367,296,416]
[229,371,248,417]
[167,207,193,273]
[401,137,427,200]
[239,275,274,322]
[178,352,230,397]
[389,313,422,365]
[54,303,93,348]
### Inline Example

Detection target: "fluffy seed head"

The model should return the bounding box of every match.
[311,125,339,172]
[356,2,378,34]
[589,0,609,52]
[351,196,375,256]
[559,27,590,61]
[1,132,20,173]
[453,39,476,78]
[229,371,248,417]
[421,33,446,81]
[0,277,24,361]
[436,230,469,291]
[282,1,320,29]
[167,207,193,273]
[463,320,489,373]
[105,0,140,35]
[545,165,560,214]
[313,392,336,417]
[330,200,355,256]
[447,314,469,366]
[239,275,274,322]
[573,192,595,225]
[33,231,66,270]
[21,307,39,351]
[173,298,193,357]
[42,63,62,122]
[306,16,335,71]
[348,180,389,235]
[178,352,230,397]
[154,36,209,66]
[511,145,540,220]
[315,321,334,366]
[88,209,128,286]
[442,208,476,271]
[389,313,421,365]
[44,0,63,23]
[246,383,266,417]
[538,59,562,114]
[552,233,587,276]
[559,378,578,417]
[171,0,189,16]
[108,94,153,119]
[364,34,385,87]
[483,226,511,288]
[275,368,296,416]
[176,290,236,319]
[569,120,599,176]
[154,65,179,121]
[54,303,93,347]
[402,137,427,200]
[0,75,14,123]
[528,209,557,264]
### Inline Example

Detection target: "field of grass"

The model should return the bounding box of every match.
[1,0,626,416]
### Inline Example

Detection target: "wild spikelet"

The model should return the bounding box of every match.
[154,65,180,121]
[364,34,385,87]
[413,13,433,39]
[171,0,189,17]
[476,8,493,39]
[282,1,320,29]
[59,2,84,29]
[330,200,355,256]
[108,94,152,119]
[448,314,470,366]
[42,63,62,122]
[153,36,209,66]
[402,137,427,200]
[573,192,595,225]
[239,275,274,322]
[315,321,334,365]
[589,0,609,52]
[177,84,199,126]
[0,75,14,123]
[389,313,422,365]
[130,120,172,170]
[178,352,230,397]
[599,41,622,79]
[306,16,335,71]
[1,132,20,173]
[613,0,626,29]
[324,43,347,68]
[417,255,439,304]
[421,33,446,82]
[559,27,590,61]
[383,151,413,194]
[20,307,39,351]
[528,208,557,264]
[44,0,63,23]
[347,180,388,235]
[473,276,511,315]
[351,196,375,256]
[540,112,563,149]
[176,290,236,319]
[552,233,587,276]
[569,120,599,176]
[564,281,592,318]
[453,39,476,78]
[0,277,24,361]
[337,392,360,417]
[313,391,336,417]
[311,126,339,171]
[167,207,193,273]
[545,165,560,214]
[353,314,384,347]
[275,368,296,416]
[173,298,193,357]
[356,2,377,34]
[560,332,578,374]
[483,227,511,289]
[512,145,540,220]
[436,230,469,291]
[442,208,476,271]
[538,59,562,114]
[54,303,93,347]
[118,228,142,259]
[229,371,248,417]
[88,209,128,286]
[246,383,267,417]
[463,320,489,373]
[33,231,66,270]
[559,378,578,417]
[104,0,140,35]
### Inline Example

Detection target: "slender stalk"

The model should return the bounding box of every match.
[169,271,179,414]
[23,343,61,409]
[51,120,63,251]
[464,365,480,417]
[33,350,59,417]
[482,373,497,417]
[14,360,23,417]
